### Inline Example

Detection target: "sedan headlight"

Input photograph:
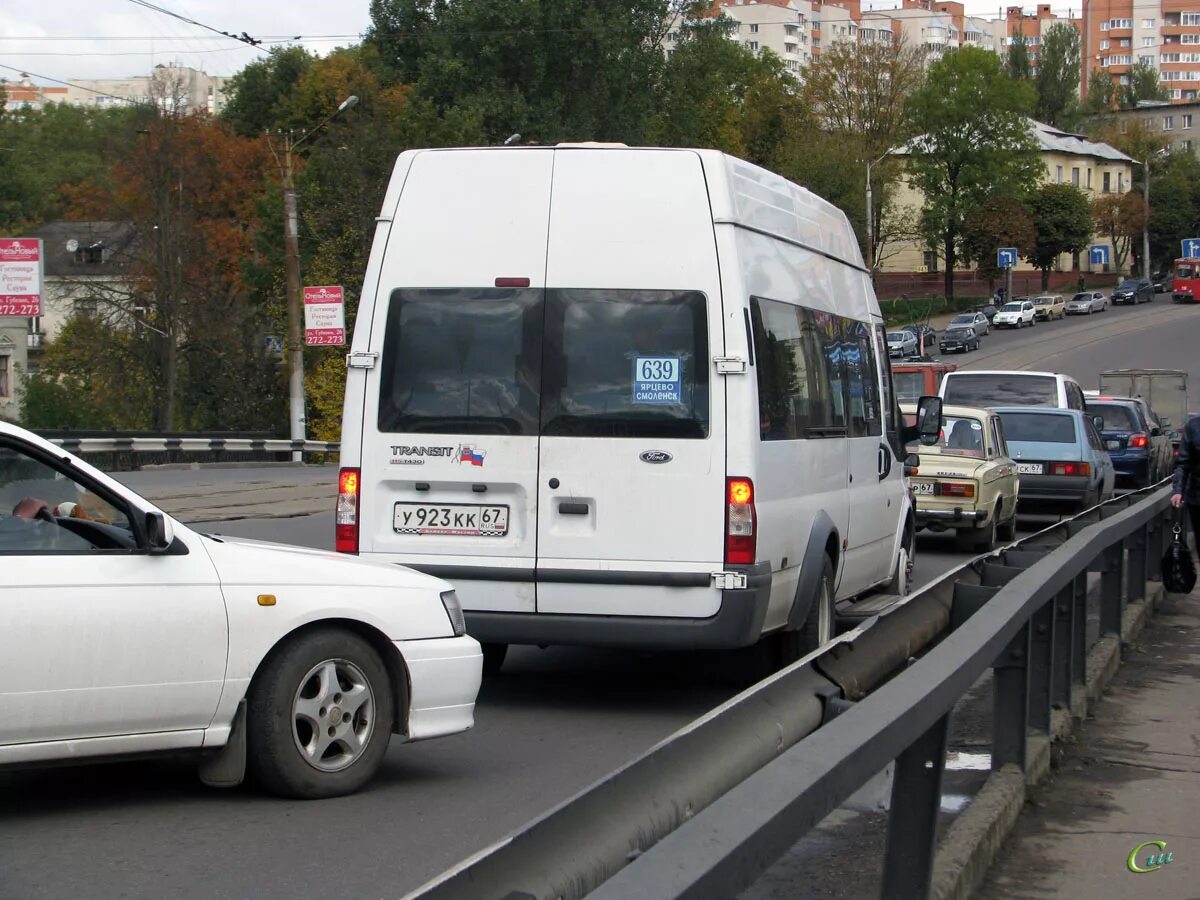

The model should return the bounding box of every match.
[440,590,466,637]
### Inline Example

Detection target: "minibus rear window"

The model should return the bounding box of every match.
[377,288,543,435]
[540,289,709,439]
[943,373,1058,407]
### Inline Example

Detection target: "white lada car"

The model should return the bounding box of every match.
[0,421,481,799]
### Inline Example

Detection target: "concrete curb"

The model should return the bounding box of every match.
[930,582,1165,900]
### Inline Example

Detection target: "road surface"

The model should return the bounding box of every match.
[1,295,1193,899]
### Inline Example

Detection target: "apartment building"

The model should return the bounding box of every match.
[664,0,815,73]
[1085,1,1200,103]
[1111,99,1200,154]
[2,65,230,115]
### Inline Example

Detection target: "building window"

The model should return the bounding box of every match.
[1182,140,1194,150]
[0,353,9,400]
[1056,165,1064,183]
[1101,39,1110,50]
[1103,171,1112,192]
[1143,18,1157,27]
[1143,37,1155,47]
[1165,116,1175,130]
[1120,38,1131,47]
[1185,114,1194,128]
[1183,12,1200,25]
[73,298,100,318]
[1071,167,1080,185]
[749,23,759,33]
[1088,168,1093,188]
[1140,55,1156,66]
[923,250,939,273]
[747,41,759,50]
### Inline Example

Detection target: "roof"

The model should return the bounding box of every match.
[19,221,139,278]
[896,118,1135,164]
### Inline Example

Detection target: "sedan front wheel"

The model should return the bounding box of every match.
[247,629,395,799]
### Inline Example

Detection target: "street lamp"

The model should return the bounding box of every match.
[866,148,897,280]
[267,95,359,459]
[1137,147,1167,283]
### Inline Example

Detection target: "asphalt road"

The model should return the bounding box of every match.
[1,293,1194,900]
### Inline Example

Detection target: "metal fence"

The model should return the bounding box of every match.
[35,432,340,470]
[405,483,1175,900]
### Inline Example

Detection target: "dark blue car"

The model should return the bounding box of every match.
[1087,397,1174,488]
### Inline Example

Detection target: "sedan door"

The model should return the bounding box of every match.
[0,437,227,747]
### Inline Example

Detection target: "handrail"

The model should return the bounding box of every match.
[45,436,340,454]
[405,483,1173,900]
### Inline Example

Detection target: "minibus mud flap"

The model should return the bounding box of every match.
[785,511,839,632]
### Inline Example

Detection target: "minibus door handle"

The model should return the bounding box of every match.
[878,444,893,480]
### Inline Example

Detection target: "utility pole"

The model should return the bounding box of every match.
[267,95,359,460]
[1142,160,1152,282]
[866,149,896,281]
[281,136,305,461]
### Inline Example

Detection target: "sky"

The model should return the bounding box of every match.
[2,0,1077,86]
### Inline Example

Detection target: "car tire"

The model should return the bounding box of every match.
[1078,488,1098,513]
[884,534,913,598]
[481,642,508,676]
[957,514,997,552]
[246,629,395,800]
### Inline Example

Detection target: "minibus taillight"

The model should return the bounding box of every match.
[725,477,756,565]
[336,467,360,555]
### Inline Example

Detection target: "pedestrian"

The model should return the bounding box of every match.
[1171,412,1200,561]
[1077,272,1086,292]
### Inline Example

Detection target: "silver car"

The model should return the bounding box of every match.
[1066,291,1108,315]
[947,311,990,335]
[887,329,919,357]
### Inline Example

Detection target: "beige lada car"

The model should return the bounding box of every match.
[901,403,1020,552]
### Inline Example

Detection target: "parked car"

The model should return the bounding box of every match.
[1066,291,1108,315]
[992,300,1036,328]
[938,325,981,354]
[1153,272,1174,294]
[948,311,990,335]
[992,407,1115,512]
[0,421,483,798]
[340,145,920,666]
[1031,294,1067,321]
[901,404,1019,551]
[902,323,938,352]
[891,361,958,404]
[888,329,920,357]
[973,302,999,322]
[1087,396,1175,488]
[1111,278,1153,305]
[940,370,1088,410]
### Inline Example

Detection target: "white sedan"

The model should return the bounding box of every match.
[992,300,1037,328]
[0,422,482,799]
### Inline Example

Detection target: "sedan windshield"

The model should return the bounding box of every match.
[1117,280,1139,290]
[918,415,986,458]
[888,332,908,342]
[944,328,972,338]
[1070,293,1092,303]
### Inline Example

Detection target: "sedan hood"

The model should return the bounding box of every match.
[197,531,451,592]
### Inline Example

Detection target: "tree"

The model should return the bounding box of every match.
[1027,183,1093,287]
[220,46,316,136]
[1082,70,1119,117]
[961,195,1036,287]
[1146,150,1200,270]
[1092,192,1148,275]
[1035,23,1082,129]
[905,47,1042,299]
[799,38,926,266]
[1122,60,1169,108]
[1006,33,1033,81]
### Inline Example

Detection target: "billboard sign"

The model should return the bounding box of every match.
[303,285,345,346]
[0,238,43,317]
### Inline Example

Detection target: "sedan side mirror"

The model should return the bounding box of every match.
[144,511,173,553]
[916,395,943,445]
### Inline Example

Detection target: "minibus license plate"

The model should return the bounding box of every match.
[1016,463,1044,475]
[912,482,935,495]
[394,503,509,536]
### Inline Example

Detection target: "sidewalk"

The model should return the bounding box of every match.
[976,586,1200,899]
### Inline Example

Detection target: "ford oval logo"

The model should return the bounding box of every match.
[639,450,673,464]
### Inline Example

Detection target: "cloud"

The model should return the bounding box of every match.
[0,0,370,82]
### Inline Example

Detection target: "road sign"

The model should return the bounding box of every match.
[0,238,43,317]
[304,285,346,346]
[264,335,284,354]
[1182,238,1200,259]
[997,247,1018,269]
[1089,244,1110,266]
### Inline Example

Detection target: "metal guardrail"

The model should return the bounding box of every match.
[47,436,340,455]
[405,483,1175,900]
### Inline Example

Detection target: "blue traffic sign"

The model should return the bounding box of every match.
[1089,244,1110,266]
[1182,238,1200,258]
[997,247,1018,269]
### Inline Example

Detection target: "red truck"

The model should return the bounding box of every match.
[891,361,958,405]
